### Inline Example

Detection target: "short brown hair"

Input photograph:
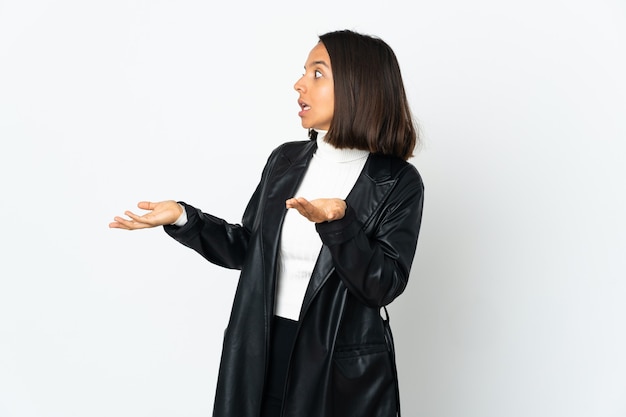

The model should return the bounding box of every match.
[319,30,418,160]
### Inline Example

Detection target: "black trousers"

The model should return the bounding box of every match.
[261,315,298,417]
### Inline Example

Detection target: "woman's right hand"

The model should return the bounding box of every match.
[109,200,183,230]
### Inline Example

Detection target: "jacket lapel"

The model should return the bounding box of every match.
[261,140,318,314]
[264,141,317,214]
[299,154,398,319]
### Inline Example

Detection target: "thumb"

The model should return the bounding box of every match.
[137,201,156,210]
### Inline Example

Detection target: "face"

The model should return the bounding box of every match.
[294,42,334,131]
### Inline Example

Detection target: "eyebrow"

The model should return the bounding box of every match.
[305,60,330,69]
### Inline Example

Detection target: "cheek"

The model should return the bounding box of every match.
[322,87,334,105]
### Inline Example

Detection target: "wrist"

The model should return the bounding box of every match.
[172,204,188,226]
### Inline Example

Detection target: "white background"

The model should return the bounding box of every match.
[1,1,625,416]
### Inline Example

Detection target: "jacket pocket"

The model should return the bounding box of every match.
[332,344,397,416]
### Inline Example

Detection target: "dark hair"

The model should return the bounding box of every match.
[318,30,418,160]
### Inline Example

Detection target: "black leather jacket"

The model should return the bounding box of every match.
[164,138,424,417]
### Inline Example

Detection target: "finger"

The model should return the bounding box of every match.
[108,221,129,230]
[286,197,305,209]
[110,217,135,230]
[295,197,310,205]
[127,212,159,227]
[287,197,306,210]
[113,216,153,230]
[137,201,154,210]
[124,210,145,221]
[297,199,316,215]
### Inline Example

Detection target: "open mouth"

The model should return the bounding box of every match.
[299,100,311,111]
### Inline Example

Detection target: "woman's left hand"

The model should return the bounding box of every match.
[285,197,346,223]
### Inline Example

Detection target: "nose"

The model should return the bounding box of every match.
[294,75,305,93]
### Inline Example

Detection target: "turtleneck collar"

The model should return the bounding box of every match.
[314,130,370,163]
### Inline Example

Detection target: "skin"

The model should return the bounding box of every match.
[109,42,346,231]
[109,200,182,230]
[293,42,335,131]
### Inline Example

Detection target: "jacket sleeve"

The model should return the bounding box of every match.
[162,147,281,270]
[162,202,252,270]
[315,163,424,307]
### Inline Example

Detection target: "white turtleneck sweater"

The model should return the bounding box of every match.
[275,131,369,320]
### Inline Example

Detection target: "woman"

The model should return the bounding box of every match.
[110,29,424,417]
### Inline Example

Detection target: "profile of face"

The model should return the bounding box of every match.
[294,42,335,131]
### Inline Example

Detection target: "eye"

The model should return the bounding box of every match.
[314,70,323,78]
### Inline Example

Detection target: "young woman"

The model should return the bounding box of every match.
[110,29,424,417]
